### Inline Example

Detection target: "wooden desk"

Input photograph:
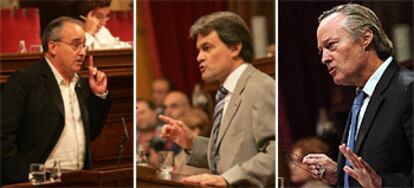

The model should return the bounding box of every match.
[3,164,133,187]
[0,49,134,167]
[137,165,200,187]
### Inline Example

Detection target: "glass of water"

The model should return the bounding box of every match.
[137,145,148,166]
[46,160,62,183]
[158,151,174,180]
[28,163,46,186]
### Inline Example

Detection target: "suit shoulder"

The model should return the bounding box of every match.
[3,62,42,89]
[248,68,275,87]
[395,67,414,87]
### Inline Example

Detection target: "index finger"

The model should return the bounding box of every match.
[159,114,176,124]
[88,55,94,69]
[303,154,325,165]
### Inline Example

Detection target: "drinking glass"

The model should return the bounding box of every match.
[28,163,46,186]
[137,145,149,166]
[46,160,62,183]
[158,151,174,180]
[29,45,43,53]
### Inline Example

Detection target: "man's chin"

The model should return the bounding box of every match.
[201,74,216,83]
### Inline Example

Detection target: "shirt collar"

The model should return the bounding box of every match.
[45,57,79,85]
[222,63,248,94]
[361,56,393,97]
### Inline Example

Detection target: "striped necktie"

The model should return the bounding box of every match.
[344,90,366,188]
[210,86,228,174]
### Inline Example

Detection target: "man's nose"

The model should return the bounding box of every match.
[197,51,205,63]
[79,47,87,56]
[321,50,332,64]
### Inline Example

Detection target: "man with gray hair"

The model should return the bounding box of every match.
[1,16,111,184]
[303,4,413,187]
[159,11,275,187]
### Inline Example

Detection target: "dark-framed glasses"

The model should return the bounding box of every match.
[53,40,88,51]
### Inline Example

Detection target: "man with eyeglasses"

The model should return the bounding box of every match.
[75,0,131,49]
[1,16,112,185]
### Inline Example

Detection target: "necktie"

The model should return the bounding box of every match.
[344,90,366,188]
[210,86,228,174]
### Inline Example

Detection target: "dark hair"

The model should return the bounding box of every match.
[190,11,253,63]
[75,0,112,16]
[318,3,393,59]
[42,16,83,52]
[137,98,156,111]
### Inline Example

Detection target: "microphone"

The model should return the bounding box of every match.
[116,117,129,167]
[122,117,129,141]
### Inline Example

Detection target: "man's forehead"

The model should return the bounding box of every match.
[196,31,219,46]
[60,22,85,40]
[319,12,346,31]
[137,101,150,109]
[317,13,345,41]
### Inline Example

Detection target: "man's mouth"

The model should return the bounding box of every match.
[328,66,336,76]
[199,65,206,74]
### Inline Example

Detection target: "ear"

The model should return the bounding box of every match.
[361,29,374,50]
[230,42,242,58]
[48,41,58,56]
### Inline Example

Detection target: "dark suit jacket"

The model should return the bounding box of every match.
[1,58,112,185]
[337,60,413,187]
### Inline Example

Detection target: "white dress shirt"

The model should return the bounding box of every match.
[221,63,248,121]
[353,56,393,139]
[85,26,131,50]
[44,58,86,170]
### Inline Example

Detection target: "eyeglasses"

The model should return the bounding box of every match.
[54,40,88,51]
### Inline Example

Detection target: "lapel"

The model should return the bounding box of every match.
[354,60,399,154]
[216,64,255,147]
[75,79,90,139]
[40,58,64,119]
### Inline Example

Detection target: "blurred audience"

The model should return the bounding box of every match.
[75,0,131,49]
[179,108,211,137]
[175,108,211,175]
[163,91,191,119]
[151,78,174,114]
[136,98,180,167]
[289,137,330,188]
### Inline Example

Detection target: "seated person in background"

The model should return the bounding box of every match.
[151,78,174,114]
[179,108,212,137]
[136,99,178,166]
[289,137,330,188]
[1,16,111,184]
[163,91,192,119]
[175,108,212,175]
[75,0,131,49]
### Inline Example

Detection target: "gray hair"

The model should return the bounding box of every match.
[318,3,393,59]
[41,16,83,52]
[190,11,253,63]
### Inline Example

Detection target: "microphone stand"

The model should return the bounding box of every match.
[116,117,129,167]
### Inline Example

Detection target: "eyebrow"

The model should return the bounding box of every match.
[196,42,210,51]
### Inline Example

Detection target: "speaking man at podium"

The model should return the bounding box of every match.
[160,11,275,188]
[1,16,111,185]
[303,4,413,188]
